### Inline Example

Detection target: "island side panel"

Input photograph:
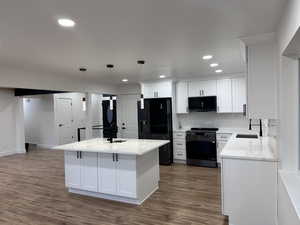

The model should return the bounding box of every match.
[137,148,159,202]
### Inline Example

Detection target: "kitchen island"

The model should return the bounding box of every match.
[53,138,169,205]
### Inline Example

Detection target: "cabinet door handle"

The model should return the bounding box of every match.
[76,151,79,159]
[116,154,119,162]
[80,151,82,159]
[112,153,115,162]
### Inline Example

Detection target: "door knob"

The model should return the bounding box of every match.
[58,124,64,127]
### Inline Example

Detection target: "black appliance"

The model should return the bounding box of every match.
[186,128,218,168]
[102,100,118,140]
[188,96,217,112]
[138,98,173,165]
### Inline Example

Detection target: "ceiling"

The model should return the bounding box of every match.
[0,0,285,84]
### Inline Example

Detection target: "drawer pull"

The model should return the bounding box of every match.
[176,143,183,146]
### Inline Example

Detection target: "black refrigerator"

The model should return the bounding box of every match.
[138,98,173,165]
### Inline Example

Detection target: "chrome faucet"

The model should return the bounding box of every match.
[249,119,263,137]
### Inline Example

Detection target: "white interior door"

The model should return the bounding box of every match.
[56,98,74,144]
[117,94,139,138]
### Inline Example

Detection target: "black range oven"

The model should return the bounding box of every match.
[186,128,218,168]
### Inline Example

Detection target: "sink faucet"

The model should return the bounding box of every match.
[249,119,263,137]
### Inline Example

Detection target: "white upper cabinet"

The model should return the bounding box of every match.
[246,39,277,119]
[141,80,173,99]
[188,80,217,97]
[174,77,246,114]
[175,81,189,114]
[232,77,246,113]
[217,79,233,113]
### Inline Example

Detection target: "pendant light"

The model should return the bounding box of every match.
[106,64,115,111]
[109,96,113,110]
[82,97,87,111]
[140,94,144,110]
[137,60,145,110]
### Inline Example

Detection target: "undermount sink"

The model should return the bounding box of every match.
[112,139,127,143]
[236,134,258,139]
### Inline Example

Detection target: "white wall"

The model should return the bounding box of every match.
[278,174,300,225]
[277,0,300,54]
[0,89,25,156]
[0,66,117,94]
[278,56,299,171]
[24,92,104,147]
[90,93,103,138]
[117,84,141,95]
[24,95,56,147]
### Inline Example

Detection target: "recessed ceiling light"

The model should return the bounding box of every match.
[215,69,223,73]
[57,18,76,27]
[106,64,114,68]
[79,67,87,72]
[202,55,213,60]
[210,63,219,67]
[122,78,128,82]
[159,75,166,79]
[137,60,146,65]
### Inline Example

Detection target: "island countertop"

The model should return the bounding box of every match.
[53,138,170,155]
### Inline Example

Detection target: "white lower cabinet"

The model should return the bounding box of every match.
[98,153,137,198]
[222,158,277,225]
[116,154,137,198]
[216,133,232,163]
[98,153,117,195]
[173,131,186,162]
[65,151,81,189]
[65,151,98,192]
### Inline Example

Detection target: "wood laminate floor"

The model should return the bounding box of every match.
[0,149,228,225]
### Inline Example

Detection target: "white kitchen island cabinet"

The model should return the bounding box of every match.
[55,138,169,205]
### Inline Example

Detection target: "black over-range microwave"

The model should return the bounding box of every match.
[188,96,217,112]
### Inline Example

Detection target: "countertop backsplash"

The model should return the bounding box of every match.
[176,112,275,137]
[177,112,248,130]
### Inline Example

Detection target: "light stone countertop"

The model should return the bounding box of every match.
[53,138,170,155]
[220,134,278,162]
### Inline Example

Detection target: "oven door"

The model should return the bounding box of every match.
[186,132,217,167]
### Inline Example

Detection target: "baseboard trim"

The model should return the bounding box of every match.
[37,144,56,149]
[69,186,159,205]
[174,159,186,164]
[0,149,25,157]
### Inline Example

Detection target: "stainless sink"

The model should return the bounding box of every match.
[236,134,258,139]
[112,139,127,143]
